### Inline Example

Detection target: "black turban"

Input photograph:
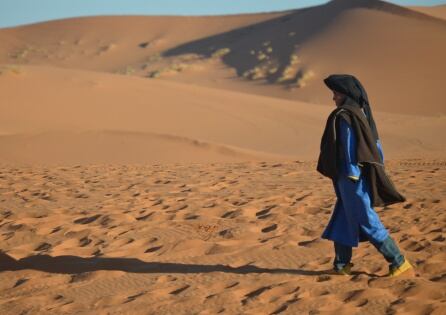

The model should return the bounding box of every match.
[324,74,379,141]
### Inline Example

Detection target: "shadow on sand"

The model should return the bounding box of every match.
[0,252,378,277]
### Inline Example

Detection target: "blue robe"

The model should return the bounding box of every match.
[321,118,389,247]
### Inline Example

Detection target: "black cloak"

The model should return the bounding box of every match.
[317,74,405,207]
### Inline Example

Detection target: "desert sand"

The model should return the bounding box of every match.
[1,161,445,314]
[0,0,445,314]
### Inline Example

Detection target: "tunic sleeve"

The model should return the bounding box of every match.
[339,118,361,180]
[376,139,384,163]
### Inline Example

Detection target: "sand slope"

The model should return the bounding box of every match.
[0,12,287,72]
[412,4,446,20]
[1,0,445,114]
[0,65,445,164]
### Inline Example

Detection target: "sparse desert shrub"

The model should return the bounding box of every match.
[148,70,161,78]
[117,66,135,75]
[277,53,300,82]
[268,67,278,74]
[243,62,278,80]
[98,44,116,54]
[243,67,266,80]
[212,48,231,58]
[125,66,135,75]
[165,63,189,73]
[139,41,151,48]
[178,54,201,62]
[290,54,299,63]
[257,52,267,61]
[294,69,315,88]
[278,66,295,82]
[147,62,190,78]
[10,45,48,61]
[146,53,162,63]
[0,65,22,75]
[10,47,30,60]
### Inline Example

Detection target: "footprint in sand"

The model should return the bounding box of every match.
[295,193,312,202]
[256,205,276,219]
[156,275,177,283]
[232,200,248,206]
[74,192,89,199]
[241,285,273,305]
[51,226,62,234]
[203,201,216,208]
[169,284,190,295]
[35,242,52,251]
[185,214,199,220]
[92,249,102,256]
[79,237,92,247]
[8,223,24,231]
[430,274,446,282]
[136,212,154,221]
[145,245,163,253]
[172,204,188,211]
[297,238,320,247]
[225,281,239,289]
[261,224,278,233]
[270,303,294,315]
[70,272,101,284]
[219,229,234,239]
[73,214,101,224]
[221,210,241,219]
[124,292,146,303]
[13,278,29,288]
[316,275,332,282]
[1,210,12,219]
[432,235,445,242]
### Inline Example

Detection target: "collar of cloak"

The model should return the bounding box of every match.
[317,104,405,206]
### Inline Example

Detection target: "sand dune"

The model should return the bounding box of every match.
[0,12,287,72]
[162,0,446,114]
[0,65,444,165]
[0,1,445,314]
[1,0,445,114]
[0,130,285,165]
[411,4,446,20]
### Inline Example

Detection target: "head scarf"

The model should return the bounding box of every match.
[324,74,379,141]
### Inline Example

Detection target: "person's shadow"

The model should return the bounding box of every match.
[0,251,377,277]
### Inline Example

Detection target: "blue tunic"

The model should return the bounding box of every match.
[321,118,389,247]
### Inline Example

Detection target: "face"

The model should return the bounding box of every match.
[332,91,346,107]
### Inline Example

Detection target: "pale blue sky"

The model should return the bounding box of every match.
[0,0,445,28]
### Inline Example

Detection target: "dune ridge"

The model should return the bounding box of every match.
[0,0,445,114]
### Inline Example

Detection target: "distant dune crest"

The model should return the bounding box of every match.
[0,0,445,164]
[328,0,446,22]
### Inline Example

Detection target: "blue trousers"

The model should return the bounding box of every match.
[334,236,405,271]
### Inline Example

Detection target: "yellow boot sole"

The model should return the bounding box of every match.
[388,260,413,277]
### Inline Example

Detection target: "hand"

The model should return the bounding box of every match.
[348,175,359,183]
